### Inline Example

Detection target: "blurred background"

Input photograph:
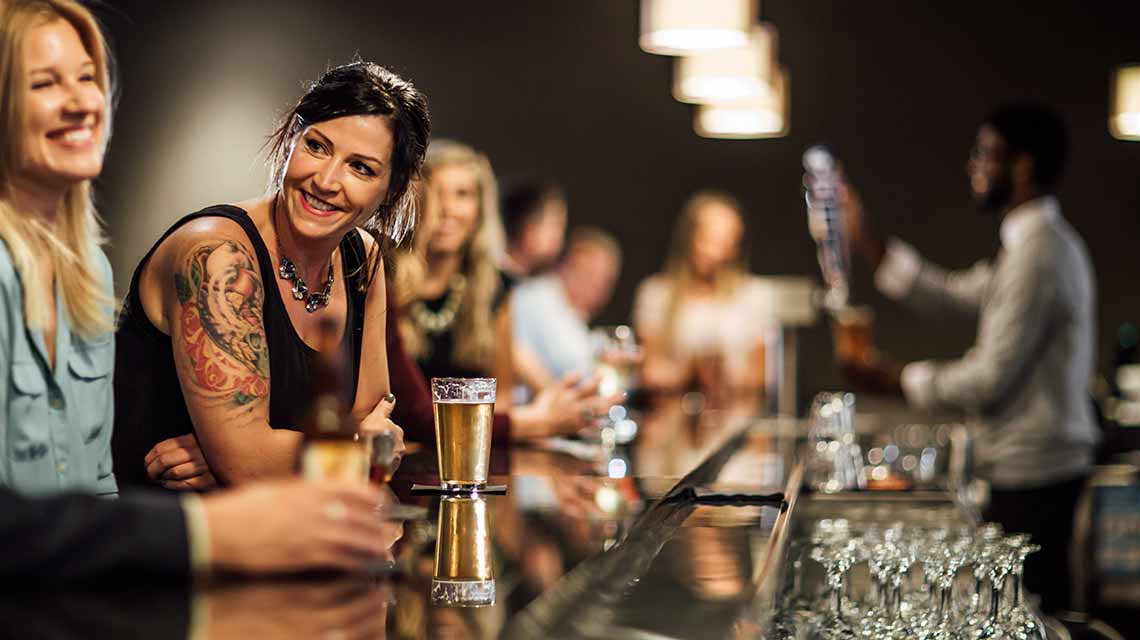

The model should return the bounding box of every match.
[93,0,1140,401]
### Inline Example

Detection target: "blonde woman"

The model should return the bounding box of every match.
[632,191,768,397]
[392,141,612,439]
[0,0,116,495]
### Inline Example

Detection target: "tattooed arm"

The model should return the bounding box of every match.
[162,222,300,485]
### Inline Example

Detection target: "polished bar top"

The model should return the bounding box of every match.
[9,397,799,639]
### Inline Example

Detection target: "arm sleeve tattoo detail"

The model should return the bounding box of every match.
[175,240,270,406]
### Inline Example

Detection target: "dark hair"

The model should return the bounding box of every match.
[267,61,431,286]
[983,103,1068,191]
[499,178,565,243]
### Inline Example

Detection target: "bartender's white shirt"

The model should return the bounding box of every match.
[874,196,1098,489]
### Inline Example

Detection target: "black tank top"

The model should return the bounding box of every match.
[112,205,368,489]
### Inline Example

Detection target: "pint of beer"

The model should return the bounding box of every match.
[432,378,496,491]
[431,496,495,607]
[832,305,874,364]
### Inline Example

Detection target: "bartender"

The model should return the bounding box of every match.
[838,103,1098,614]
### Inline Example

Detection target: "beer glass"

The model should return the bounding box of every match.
[832,305,874,364]
[364,429,399,484]
[431,496,495,607]
[431,377,496,491]
[591,325,641,397]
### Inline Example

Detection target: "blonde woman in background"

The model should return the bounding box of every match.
[0,0,117,495]
[633,191,769,399]
[392,141,615,439]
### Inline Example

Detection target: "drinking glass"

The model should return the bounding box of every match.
[432,378,496,492]
[364,429,399,484]
[592,325,641,397]
[806,392,865,493]
[430,496,496,607]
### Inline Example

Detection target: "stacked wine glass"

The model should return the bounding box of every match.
[774,520,1047,640]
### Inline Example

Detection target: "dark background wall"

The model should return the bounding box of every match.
[94,1,1140,400]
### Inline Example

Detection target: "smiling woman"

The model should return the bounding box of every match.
[111,61,430,491]
[0,0,118,496]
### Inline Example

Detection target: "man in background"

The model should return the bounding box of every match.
[840,103,1098,614]
[513,228,623,392]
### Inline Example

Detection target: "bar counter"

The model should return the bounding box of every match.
[6,398,995,639]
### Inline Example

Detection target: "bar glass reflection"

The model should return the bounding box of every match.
[431,496,495,607]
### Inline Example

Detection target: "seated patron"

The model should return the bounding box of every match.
[113,61,427,489]
[512,228,622,390]
[0,0,117,496]
[632,191,769,398]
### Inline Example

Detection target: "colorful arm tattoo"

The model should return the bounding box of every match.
[174,240,270,406]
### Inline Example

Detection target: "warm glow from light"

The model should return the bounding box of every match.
[640,0,756,56]
[1111,64,1140,140]
[694,67,788,139]
[674,24,777,103]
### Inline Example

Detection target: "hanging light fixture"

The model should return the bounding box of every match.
[640,0,756,56]
[694,67,788,139]
[1110,64,1140,140]
[673,23,777,103]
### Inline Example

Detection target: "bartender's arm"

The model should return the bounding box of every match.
[843,185,993,318]
[896,244,1053,412]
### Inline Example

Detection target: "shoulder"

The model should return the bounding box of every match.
[0,237,20,296]
[88,243,115,295]
[634,274,671,304]
[512,274,557,305]
[164,216,261,267]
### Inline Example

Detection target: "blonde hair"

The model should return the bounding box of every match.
[0,0,113,336]
[661,190,747,343]
[393,140,505,372]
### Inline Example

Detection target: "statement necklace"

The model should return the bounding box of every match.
[409,274,467,334]
[278,254,335,313]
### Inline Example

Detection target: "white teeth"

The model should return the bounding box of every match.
[302,192,336,212]
[59,128,92,144]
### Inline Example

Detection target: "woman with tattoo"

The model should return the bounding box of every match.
[112,61,429,490]
[0,0,117,495]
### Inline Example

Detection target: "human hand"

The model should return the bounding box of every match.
[838,350,903,396]
[145,433,218,491]
[359,394,405,476]
[528,374,625,438]
[838,182,886,266]
[201,479,395,574]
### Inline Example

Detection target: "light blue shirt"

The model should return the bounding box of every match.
[0,240,117,496]
[511,274,594,382]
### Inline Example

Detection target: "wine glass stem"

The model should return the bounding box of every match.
[988,582,1003,624]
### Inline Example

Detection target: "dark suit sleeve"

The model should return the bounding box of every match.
[0,488,190,581]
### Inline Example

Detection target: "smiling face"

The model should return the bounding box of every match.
[427,163,482,255]
[18,18,106,192]
[280,115,394,242]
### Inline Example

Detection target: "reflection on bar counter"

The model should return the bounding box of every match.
[431,496,496,607]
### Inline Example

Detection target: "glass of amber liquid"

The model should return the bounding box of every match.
[364,430,399,484]
[430,496,495,607]
[431,378,496,492]
[832,305,874,364]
